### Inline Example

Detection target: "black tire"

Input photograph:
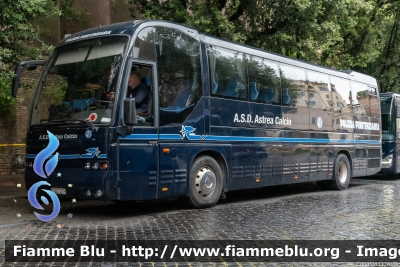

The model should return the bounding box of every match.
[327,153,351,190]
[185,156,223,208]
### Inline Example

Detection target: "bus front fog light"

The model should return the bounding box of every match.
[85,189,91,197]
[92,162,99,170]
[94,189,103,197]
[100,162,109,170]
[84,162,91,170]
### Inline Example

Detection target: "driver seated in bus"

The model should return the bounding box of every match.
[127,71,149,114]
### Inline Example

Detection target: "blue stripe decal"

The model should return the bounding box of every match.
[122,134,158,140]
[25,134,379,161]
[202,135,380,144]
[159,134,183,140]
[60,155,80,159]
[187,135,204,140]
[26,154,56,159]
[27,154,104,159]
[79,154,94,159]
[203,136,273,141]
[124,134,379,144]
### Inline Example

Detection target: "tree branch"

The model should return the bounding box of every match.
[217,0,227,10]
[229,1,245,22]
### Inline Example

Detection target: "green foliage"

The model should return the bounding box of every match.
[0,0,60,65]
[0,0,61,119]
[59,0,91,35]
[0,75,15,113]
[128,0,400,93]
[48,77,68,104]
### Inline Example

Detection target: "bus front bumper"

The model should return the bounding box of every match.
[24,168,114,200]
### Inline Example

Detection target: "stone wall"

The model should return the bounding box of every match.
[0,69,41,174]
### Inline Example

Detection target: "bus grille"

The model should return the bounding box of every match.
[368,149,381,158]
[367,158,380,168]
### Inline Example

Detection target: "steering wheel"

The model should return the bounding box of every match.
[89,100,112,110]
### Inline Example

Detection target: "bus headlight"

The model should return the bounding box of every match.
[84,162,91,170]
[94,189,103,197]
[92,162,99,170]
[100,162,109,170]
[382,154,393,168]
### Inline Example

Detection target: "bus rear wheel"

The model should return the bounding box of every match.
[185,156,223,208]
[327,153,351,190]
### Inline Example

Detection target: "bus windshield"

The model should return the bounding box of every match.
[381,96,395,141]
[31,36,128,125]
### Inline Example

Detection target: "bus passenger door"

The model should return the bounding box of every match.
[118,60,159,201]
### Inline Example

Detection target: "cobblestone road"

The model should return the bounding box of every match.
[0,174,399,266]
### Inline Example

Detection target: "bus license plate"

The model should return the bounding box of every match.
[51,188,66,195]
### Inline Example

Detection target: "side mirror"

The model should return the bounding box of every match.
[11,60,46,97]
[26,65,38,71]
[396,106,400,118]
[12,65,24,97]
[124,98,137,126]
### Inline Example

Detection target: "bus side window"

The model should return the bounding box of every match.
[133,27,156,61]
[307,71,330,110]
[154,26,202,126]
[247,56,280,105]
[350,81,370,117]
[330,76,351,113]
[279,65,307,107]
[208,46,248,100]
[330,76,352,131]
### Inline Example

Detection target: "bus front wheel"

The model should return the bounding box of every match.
[185,156,223,208]
[327,153,351,190]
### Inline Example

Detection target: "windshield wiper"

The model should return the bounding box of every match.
[48,119,94,130]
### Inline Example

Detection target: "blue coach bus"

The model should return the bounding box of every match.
[380,93,400,173]
[12,20,381,208]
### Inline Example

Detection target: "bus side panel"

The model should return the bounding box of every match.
[352,146,367,177]
[118,127,159,201]
[230,128,282,190]
[158,100,207,198]
[209,97,285,190]
[281,105,310,185]
[281,131,310,184]
[309,132,334,181]
[158,142,188,198]
[249,102,282,188]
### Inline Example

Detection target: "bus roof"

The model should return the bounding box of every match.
[59,19,377,87]
[202,33,376,86]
